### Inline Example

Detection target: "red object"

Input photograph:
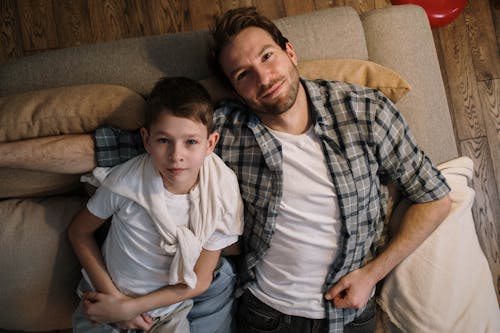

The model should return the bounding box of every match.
[391,0,467,28]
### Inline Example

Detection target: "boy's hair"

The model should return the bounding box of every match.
[208,7,289,88]
[145,77,214,134]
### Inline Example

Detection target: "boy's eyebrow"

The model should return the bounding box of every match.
[229,44,275,78]
[152,129,203,137]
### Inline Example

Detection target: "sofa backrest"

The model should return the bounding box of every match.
[0,5,458,164]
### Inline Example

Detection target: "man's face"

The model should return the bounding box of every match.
[220,27,301,116]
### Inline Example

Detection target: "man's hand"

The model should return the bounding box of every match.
[324,267,375,309]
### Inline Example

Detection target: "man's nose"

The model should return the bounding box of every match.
[255,66,271,87]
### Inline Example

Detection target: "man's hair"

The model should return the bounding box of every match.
[145,77,214,134]
[209,7,289,88]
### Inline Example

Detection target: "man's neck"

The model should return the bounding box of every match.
[260,84,310,135]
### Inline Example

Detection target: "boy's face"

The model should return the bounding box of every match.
[141,112,219,194]
[219,26,300,117]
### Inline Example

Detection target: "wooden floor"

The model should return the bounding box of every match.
[1,0,499,309]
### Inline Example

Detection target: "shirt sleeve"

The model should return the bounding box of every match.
[94,126,144,167]
[372,93,450,202]
[87,185,125,220]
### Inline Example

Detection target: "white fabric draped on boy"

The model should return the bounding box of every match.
[87,153,242,289]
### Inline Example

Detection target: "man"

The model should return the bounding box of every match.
[0,7,451,333]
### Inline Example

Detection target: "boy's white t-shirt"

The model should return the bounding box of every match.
[84,184,238,318]
[249,126,342,319]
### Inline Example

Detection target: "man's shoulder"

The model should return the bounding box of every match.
[213,100,263,133]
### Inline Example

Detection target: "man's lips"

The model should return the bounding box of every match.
[261,80,284,99]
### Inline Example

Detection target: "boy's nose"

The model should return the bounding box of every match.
[169,144,184,161]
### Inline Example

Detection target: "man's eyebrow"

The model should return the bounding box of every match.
[229,44,275,78]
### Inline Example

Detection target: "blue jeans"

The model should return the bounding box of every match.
[189,257,237,333]
[236,290,376,333]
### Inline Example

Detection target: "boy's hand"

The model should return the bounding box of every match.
[82,291,142,324]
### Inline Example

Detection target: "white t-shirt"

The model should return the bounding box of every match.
[249,126,342,319]
[84,184,238,318]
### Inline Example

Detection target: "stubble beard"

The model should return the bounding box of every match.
[253,65,301,116]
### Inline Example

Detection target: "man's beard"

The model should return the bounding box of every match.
[253,65,300,116]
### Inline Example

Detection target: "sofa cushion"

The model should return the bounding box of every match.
[0,196,87,331]
[0,84,146,142]
[297,58,410,103]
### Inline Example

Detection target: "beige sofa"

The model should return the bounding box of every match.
[1,5,498,332]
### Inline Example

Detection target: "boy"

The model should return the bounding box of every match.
[68,77,243,333]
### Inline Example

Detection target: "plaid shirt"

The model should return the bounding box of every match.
[95,78,450,332]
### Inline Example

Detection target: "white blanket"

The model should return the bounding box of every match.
[88,153,243,289]
[378,156,500,332]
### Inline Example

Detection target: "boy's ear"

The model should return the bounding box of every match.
[140,127,151,153]
[206,132,220,154]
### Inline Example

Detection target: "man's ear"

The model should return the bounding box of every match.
[206,132,220,155]
[140,127,151,153]
[285,42,298,66]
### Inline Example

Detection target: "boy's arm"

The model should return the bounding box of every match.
[68,207,121,297]
[82,248,221,324]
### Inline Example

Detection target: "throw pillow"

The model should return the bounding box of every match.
[0,84,146,142]
[297,58,410,103]
[377,157,500,332]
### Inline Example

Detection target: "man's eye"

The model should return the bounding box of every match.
[187,139,198,145]
[263,52,273,61]
[236,71,247,81]
[158,138,169,143]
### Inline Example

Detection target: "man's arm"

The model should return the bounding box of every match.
[325,194,451,308]
[0,134,96,173]
[82,248,221,324]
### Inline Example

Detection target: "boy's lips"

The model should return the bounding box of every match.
[167,168,185,175]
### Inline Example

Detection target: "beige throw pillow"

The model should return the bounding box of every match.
[0,84,146,142]
[298,58,410,103]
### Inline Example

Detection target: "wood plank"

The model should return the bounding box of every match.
[438,13,486,141]
[17,0,58,51]
[283,0,315,16]
[460,137,500,305]
[121,0,154,37]
[478,79,500,196]
[88,0,129,42]
[52,0,92,48]
[220,0,255,14]
[254,0,286,20]
[463,0,500,81]
[144,0,190,34]
[0,0,23,64]
[187,0,218,31]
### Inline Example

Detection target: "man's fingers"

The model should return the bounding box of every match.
[324,280,347,300]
